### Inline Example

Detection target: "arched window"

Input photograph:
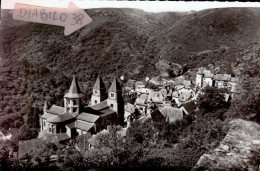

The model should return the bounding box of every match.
[73,100,77,105]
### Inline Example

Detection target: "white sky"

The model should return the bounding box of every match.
[2,0,260,12]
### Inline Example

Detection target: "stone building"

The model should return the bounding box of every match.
[40,75,124,142]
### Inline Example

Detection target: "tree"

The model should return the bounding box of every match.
[198,86,230,114]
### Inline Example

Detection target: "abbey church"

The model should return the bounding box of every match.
[39,75,124,142]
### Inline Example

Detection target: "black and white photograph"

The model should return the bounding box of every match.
[0,1,260,170]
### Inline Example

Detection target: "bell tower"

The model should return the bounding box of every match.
[64,75,84,116]
[107,77,124,126]
[91,76,107,106]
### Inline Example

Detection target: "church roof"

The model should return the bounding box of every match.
[77,113,100,123]
[47,112,75,123]
[41,113,56,119]
[75,120,94,132]
[109,77,121,92]
[64,75,84,98]
[93,75,106,90]
[90,100,109,111]
[46,105,64,115]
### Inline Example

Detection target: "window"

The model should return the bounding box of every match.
[73,100,77,105]
[111,93,114,98]
[73,108,77,113]
[94,90,98,94]
[110,104,114,108]
[43,121,45,127]
[95,100,97,104]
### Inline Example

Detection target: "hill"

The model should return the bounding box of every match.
[0,8,260,169]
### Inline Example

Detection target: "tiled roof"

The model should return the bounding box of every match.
[64,75,84,98]
[109,77,121,92]
[182,101,197,114]
[135,94,148,106]
[93,75,106,90]
[41,113,56,119]
[77,113,100,123]
[75,120,94,132]
[148,91,164,104]
[47,112,75,123]
[159,107,183,123]
[214,74,231,81]
[46,105,64,115]
[125,103,135,113]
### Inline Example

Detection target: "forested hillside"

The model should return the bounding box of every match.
[0,7,260,170]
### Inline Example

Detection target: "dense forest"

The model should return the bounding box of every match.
[0,7,260,170]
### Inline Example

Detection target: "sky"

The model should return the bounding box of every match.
[2,0,260,12]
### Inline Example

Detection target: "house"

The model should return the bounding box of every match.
[135,94,148,114]
[135,81,145,92]
[124,103,135,125]
[148,90,164,105]
[39,75,124,141]
[214,74,231,88]
[178,87,196,102]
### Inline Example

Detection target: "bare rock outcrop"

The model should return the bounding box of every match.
[193,119,260,171]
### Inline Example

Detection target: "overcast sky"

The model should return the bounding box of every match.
[2,0,260,12]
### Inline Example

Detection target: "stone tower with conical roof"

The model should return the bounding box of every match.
[91,76,107,106]
[107,77,124,125]
[64,75,84,115]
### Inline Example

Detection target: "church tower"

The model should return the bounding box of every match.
[196,68,204,88]
[64,75,84,116]
[91,76,107,106]
[107,77,124,126]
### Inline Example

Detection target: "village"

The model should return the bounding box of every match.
[1,66,240,161]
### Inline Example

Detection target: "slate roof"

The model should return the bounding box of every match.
[64,75,84,98]
[66,122,76,129]
[77,113,100,123]
[214,74,231,81]
[41,113,56,119]
[90,100,109,111]
[182,101,197,114]
[47,112,75,123]
[159,107,183,123]
[99,108,115,117]
[75,120,94,132]
[93,76,106,90]
[109,77,121,92]
[46,105,64,115]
